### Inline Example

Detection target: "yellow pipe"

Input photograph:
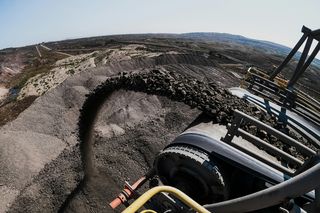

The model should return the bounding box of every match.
[140,210,157,213]
[122,186,211,213]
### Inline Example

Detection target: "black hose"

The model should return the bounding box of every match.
[204,163,320,213]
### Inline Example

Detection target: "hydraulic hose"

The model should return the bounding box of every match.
[204,163,320,213]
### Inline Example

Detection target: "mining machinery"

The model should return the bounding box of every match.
[85,26,320,213]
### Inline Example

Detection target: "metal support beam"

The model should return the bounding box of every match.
[287,36,313,89]
[225,140,294,175]
[269,25,320,90]
[237,128,303,167]
[269,33,308,80]
[221,110,318,176]
[233,110,316,156]
[287,41,320,88]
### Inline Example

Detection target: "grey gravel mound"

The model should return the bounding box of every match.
[1,50,312,213]
[0,53,241,212]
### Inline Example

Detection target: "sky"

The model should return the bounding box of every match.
[0,0,319,57]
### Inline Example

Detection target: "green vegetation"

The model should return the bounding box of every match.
[0,96,37,127]
[8,63,52,90]
[7,50,67,90]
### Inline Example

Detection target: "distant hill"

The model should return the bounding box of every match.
[179,32,320,68]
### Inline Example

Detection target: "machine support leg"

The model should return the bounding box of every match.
[269,34,307,80]
[288,36,313,86]
[287,41,320,89]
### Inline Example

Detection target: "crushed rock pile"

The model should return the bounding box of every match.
[2,52,315,213]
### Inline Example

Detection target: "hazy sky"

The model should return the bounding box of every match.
[1,0,319,53]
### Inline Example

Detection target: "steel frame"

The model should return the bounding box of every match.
[221,110,316,175]
[269,26,320,89]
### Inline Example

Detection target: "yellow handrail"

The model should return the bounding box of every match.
[122,186,210,213]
